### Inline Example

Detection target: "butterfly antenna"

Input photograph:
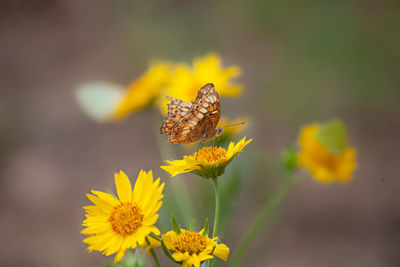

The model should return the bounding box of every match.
[221,122,245,128]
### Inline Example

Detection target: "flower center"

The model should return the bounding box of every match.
[194,147,226,163]
[108,202,144,236]
[173,232,208,255]
[316,152,340,170]
[308,142,340,171]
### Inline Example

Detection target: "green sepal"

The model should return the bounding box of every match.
[203,218,209,236]
[148,233,161,242]
[190,154,237,179]
[171,215,181,234]
[315,119,348,153]
[160,240,175,262]
[189,220,194,232]
[280,147,298,172]
[210,245,217,255]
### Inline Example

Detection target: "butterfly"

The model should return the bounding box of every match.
[160,83,224,144]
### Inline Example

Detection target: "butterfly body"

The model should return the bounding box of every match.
[160,83,223,144]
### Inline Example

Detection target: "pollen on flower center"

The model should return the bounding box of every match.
[108,202,144,236]
[195,147,226,162]
[173,232,208,255]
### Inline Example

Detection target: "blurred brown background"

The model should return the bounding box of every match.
[1,0,399,266]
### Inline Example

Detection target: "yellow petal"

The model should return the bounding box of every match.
[132,170,147,203]
[91,190,119,207]
[114,248,127,263]
[213,243,230,261]
[115,171,132,201]
[136,171,154,210]
[86,193,113,210]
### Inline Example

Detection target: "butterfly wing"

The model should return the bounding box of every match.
[160,97,193,134]
[166,83,221,144]
[189,83,221,129]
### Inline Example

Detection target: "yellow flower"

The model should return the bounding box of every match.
[298,123,357,183]
[161,137,252,178]
[159,53,242,114]
[81,170,164,263]
[162,228,230,267]
[112,62,171,119]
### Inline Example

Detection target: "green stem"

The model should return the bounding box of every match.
[232,175,295,267]
[208,177,220,267]
[146,236,160,267]
[148,248,160,267]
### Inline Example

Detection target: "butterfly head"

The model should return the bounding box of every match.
[215,127,224,137]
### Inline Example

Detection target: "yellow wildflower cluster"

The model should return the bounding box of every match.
[79,49,359,267]
[298,123,357,183]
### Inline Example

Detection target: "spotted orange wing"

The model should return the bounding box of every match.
[160,97,193,135]
[161,83,221,144]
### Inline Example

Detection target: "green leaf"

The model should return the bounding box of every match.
[203,218,209,236]
[75,82,123,122]
[315,119,348,153]
[171,214,181,234]
[118,261,129,267]
[189,220,194,231]
[123,249,148,267]
[280,147,298,172]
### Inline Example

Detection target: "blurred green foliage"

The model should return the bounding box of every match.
[109,0,399,123]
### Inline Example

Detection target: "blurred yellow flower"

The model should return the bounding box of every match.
[159,53,242,114]
[298,122,357,183]
[112,62,171,119]
[162,228,230,267]
[81,170,164,263]
[161,137,252,178]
